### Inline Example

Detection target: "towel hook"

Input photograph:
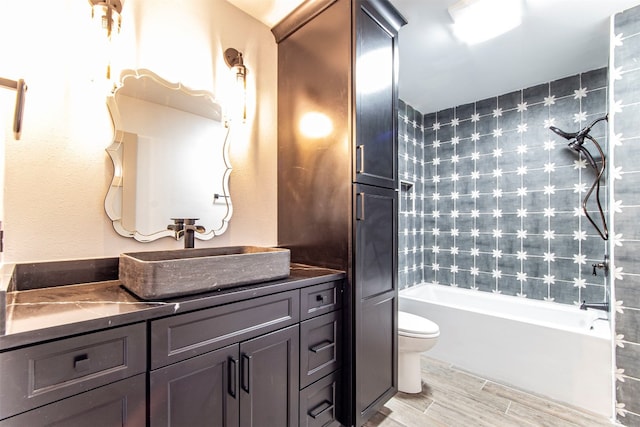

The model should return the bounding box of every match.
[0,77,27,140]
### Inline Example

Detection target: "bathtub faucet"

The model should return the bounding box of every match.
[580,301,609,312]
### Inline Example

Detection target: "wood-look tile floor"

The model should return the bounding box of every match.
[364,356,615,427]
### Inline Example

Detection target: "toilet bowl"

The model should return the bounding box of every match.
[398,311,440,394]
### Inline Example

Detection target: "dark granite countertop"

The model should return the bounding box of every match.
[1,263,345,351]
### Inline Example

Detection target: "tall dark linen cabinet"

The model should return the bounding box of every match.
[273,1,406,425]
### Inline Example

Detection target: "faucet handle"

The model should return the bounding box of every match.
[592,261,608,276]
[168,219,187,239]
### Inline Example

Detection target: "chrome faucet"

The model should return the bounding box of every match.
[168,218,205,248]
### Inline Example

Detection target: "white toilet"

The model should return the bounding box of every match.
[398,311,440,394]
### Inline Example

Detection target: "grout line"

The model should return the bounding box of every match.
[505,400,512,415]
[423,400,435,415]
[484,378,602,417]
[448,364,493,382]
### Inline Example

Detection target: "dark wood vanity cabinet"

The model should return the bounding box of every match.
[0,278,343,427]
[148,282,342,427]
[274,0,405,425]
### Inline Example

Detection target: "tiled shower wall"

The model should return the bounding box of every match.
[612,4,640,425]
[398,68,609,304]
[398,102,425,289]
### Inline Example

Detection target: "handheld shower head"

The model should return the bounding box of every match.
[549,125,578,141]
[548,114,609,240]
[550,115,608,148]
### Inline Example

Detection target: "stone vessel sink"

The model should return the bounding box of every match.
[119,246,290,299]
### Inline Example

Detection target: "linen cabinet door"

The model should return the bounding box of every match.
[353,183,398,426]
[149,344,240,427]
[239,325,299,427]
[354,0,400,190]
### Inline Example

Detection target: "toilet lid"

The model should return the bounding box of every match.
[398,311,439,336]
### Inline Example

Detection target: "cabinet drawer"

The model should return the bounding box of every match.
[0,323,146,420]
[0,374,146,427]
[151,290,299,369]
[299,370,341,427]
[300,280,342,320]
[300,310,341,389]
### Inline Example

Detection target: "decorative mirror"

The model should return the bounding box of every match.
[105,69,232,242]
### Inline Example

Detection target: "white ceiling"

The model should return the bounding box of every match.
[226,0,640,113]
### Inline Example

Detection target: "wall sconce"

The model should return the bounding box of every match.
[0,77,27,140]
[224,47,247,122]
[88,0,124,80]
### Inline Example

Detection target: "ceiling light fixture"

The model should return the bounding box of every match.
[448,0,522,45]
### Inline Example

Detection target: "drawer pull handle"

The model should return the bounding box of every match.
[310,340,335,353]
[228,357,238,398]
[73,354,90,371]
[309,400,334,419]
[241,354,252,393]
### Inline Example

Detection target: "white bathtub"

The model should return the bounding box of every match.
[399,283,613,418]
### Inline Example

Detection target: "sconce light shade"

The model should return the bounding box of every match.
[88,0,124,80]
[89,0,123,39]
[224,48,247,122]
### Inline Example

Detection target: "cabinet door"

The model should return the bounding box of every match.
[149,344,240,427]
[0,374,145,427]
[353,183,398,426]
[354,0,400,189]
[240,325,299,427]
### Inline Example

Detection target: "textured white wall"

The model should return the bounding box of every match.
[0,0,278,263]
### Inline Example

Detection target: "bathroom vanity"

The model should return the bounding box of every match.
[0,260,345,426]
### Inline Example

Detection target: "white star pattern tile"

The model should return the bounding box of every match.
[398,67,608,303]
[611,6,640,424]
